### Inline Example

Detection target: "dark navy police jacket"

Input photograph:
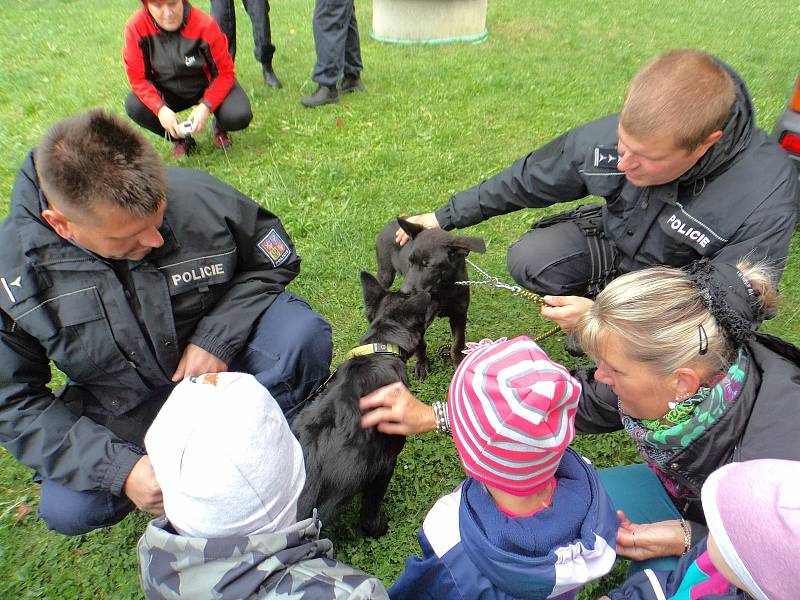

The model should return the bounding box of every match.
[434,63,799,279]
[0,152,299,496]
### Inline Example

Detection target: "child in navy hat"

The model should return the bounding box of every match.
[390,336,619,600]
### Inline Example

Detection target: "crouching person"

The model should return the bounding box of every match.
[124,0,253,158]
[389,337,619,600]
[139,372,388,599]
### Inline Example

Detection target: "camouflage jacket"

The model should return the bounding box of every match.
[138,515,389,599]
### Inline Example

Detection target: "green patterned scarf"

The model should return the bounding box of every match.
[621,348,748,496]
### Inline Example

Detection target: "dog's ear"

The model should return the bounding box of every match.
[420,292,437,324]
[449,236,486,255]
[361,271,386,322]
[397,217,425,240]
[406,290,433,318]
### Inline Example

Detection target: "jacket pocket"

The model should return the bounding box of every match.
[17,286,136,386]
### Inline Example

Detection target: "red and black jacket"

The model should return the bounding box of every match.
[123,3,235,115]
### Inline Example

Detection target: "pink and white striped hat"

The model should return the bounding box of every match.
[448,336,581,496]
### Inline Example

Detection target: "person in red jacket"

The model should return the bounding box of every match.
[123,0,252,159]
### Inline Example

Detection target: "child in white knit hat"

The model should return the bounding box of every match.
[390,336,619,600]
[137,372,387,599]
[603,458,800,600]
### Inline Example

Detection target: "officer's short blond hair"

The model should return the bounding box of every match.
[36,109,166,218]
[620,49,735,151]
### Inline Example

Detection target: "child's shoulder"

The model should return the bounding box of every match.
[421,482,465,558]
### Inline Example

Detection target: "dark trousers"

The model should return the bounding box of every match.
[506,212,618,297]
[311,0,362,87]
[37,291,332,536]
[210,0,275,66]
[124,82,252,139]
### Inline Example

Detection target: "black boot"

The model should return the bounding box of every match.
[262,64,283,89]
[301,85,339,108]
[339,73,365,94]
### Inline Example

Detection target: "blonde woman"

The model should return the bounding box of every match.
[360,259,800,573]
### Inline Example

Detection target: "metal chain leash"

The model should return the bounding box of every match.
[456,258,562,342]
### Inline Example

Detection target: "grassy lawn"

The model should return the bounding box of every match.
[1,0,799,597]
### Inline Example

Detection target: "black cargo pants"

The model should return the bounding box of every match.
[506,204,619,298]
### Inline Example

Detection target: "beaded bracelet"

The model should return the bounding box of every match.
[432,401,451,433]
[679,518,692,555]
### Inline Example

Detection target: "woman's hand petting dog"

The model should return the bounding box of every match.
[540,295,594,333]
[394,212,440,246]
[360,382,436,435]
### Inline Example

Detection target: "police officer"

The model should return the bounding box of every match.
[0,109,333,536]
[398,49,799,332]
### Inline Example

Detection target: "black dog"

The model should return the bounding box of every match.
[291,271,432,537]
[376,217,486,374]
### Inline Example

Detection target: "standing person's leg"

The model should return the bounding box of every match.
[229,292,333,422]
[241,0,282,87]
[339,2,365,94]
[210,0,238,60]
[301,0,351,107]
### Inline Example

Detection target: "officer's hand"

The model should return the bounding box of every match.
[171,343,228,382]
[395,212,440,247]
[157,106,182,139]
[124,456,163,515]
[188,103,211,135]
[359,382,436,435]
[540,295,594,333]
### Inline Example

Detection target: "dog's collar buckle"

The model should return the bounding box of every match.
[343,342,404,361]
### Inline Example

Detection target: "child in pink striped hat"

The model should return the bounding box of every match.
[390,336,619,600]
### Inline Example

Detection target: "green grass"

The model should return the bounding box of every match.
[1,0,799,597]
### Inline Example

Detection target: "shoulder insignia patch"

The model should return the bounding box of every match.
[257,229,291,267]
[1,275,21,303]
[593,145,620,169]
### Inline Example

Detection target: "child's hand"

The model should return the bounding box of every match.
[614,510,686,560]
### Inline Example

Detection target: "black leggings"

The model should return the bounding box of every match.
[125,81,252,139]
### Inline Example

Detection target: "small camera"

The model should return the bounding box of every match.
[178,121,194,135]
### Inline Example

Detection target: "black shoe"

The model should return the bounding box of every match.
[262,65,283,89]
[301,85,339,108]
[339,73,365,94]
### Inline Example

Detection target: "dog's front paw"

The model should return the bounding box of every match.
[414,359,430,381]
[361,512,389,538]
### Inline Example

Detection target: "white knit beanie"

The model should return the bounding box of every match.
[145,372,306,539]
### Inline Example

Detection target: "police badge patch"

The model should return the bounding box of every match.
[257,229,291,266]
